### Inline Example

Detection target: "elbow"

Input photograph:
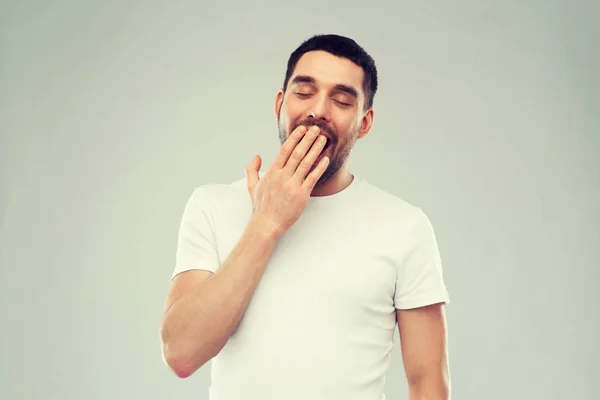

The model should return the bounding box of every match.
[160,323,200,378]
[169,361,198,379]
[408,377,450,400]
[160,329,221,379]
[166,359,193,379]
[161,343,206,379]
[159,321,227,378]
[407,370,451,400]
[159,330,202,378]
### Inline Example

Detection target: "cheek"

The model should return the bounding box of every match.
[348,117,362,135]
[283,95,302,113]
[280,102,302,126]
[335,116,358,135]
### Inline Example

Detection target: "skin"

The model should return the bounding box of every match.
[274,50,374,196]
[275,50,451,398]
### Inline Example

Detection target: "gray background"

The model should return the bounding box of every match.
[1,0,598,399]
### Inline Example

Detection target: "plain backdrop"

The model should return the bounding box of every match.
[1,1,598,399]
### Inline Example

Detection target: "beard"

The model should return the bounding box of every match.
[278,115,358,186]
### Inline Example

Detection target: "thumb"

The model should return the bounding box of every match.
[245,154,262,196]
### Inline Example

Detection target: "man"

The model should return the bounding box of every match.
[160,34,451,400]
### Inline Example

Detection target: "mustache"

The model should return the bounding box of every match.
[293,119,336,143]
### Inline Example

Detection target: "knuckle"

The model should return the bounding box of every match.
[281,144,294,154]
[287,142,297,151]
[290,149,303,160]
[300,159,312,168]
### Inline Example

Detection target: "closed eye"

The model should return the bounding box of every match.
[334,100,352,107]
[295,93,351,107]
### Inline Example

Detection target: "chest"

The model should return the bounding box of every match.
[215,203,400,327]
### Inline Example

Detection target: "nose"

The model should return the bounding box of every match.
[306,94,331,122]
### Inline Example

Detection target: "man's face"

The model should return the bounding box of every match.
[275,50,372,185]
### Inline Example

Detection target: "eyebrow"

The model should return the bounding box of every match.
[291,75,359,99]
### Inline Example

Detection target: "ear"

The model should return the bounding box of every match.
[274,89,284,118]
[357,108,375,139]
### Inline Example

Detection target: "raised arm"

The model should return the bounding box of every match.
[160,124,330,378]
[160,216,282,378]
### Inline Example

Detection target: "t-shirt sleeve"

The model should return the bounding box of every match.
[394,208,450,310]
[171,186,221,281]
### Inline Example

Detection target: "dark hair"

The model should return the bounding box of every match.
[282,34,378,111]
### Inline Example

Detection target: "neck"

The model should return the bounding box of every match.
[310,166,354,197]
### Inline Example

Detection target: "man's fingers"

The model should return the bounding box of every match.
[302,156,329,191]
[292,133,327,179]
[272,125,308,169]
[246,155,262,196]
[284,126,321,175]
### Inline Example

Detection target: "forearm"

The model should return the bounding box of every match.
[161,216,282,376]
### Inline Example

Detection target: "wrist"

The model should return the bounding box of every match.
[247,215,285,241]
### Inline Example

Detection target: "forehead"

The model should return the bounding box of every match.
[290,50,365,94]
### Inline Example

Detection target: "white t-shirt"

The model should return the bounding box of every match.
[172,175,450,400]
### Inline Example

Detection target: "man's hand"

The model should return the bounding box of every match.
[245,125,329,236]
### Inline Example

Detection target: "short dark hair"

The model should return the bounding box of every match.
[282,34,378,111]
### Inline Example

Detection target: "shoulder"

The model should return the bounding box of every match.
[356,177,425,224]
[188,177,247,203]
[184,177,251,222]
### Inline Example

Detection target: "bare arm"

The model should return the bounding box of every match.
[397,302,450,400]
[160,216,282,378]
[160,124,329,378]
